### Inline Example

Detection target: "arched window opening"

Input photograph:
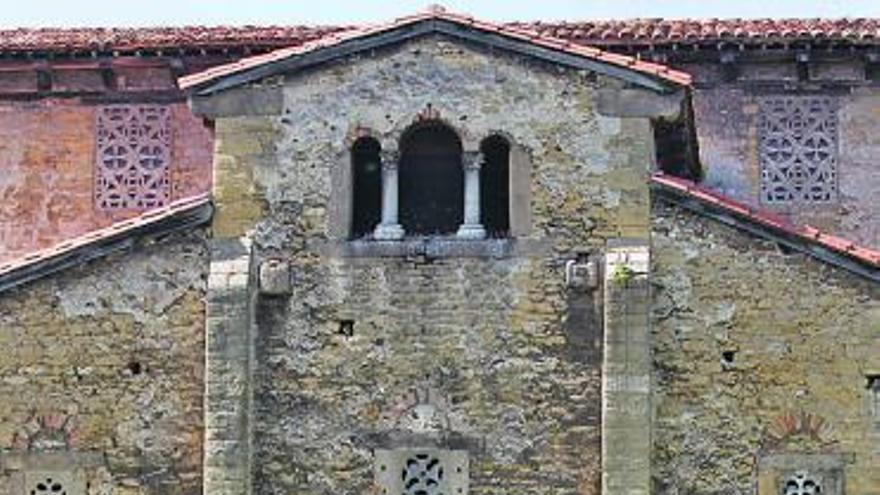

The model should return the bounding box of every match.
[350,137,382,238]
[399,123,463,235]
[479,135,510,237]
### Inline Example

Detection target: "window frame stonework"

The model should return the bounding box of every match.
[331,124,532,248]
[94,104,172,211]
[758,95,839,205]
[757,453,846,495]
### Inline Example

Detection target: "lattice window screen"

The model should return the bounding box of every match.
[782,471,822,495]
[759,96,838,204]
[95,105,171,210]
[22,471,83,495]
[375,449,468,495]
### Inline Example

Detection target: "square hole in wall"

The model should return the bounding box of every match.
[374,449,468,495]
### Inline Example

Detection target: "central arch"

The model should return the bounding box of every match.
[398,122,463,235]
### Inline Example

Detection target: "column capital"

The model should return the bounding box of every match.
[380,150,400,171]
[462,151,484,171]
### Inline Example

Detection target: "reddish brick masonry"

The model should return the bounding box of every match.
[0,192,211,278]
[0,100,211,263]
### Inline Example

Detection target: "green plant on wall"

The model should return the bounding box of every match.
[611,263,634,285]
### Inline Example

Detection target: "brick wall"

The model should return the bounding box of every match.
[686,61,880,249]
[0,99,212,263]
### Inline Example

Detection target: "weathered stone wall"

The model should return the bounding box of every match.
[0,231,208,495]
[651,201,880,495]
[687,62,880,248]
[209,34,660,494]
[0,100,212,263]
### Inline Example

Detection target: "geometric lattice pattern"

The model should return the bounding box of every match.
[95,105,171,210]
[759,96,838,204]
[375,449,468,495]
[29,475,68,495]
[782,471,822,495]
[402,453,445,495]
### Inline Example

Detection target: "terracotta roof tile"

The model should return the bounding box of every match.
[651,173,880,269]
[0,18,874,55]
[0,193,211,279]
[517,18,880,45]
[179,7,692,92]
[0,25,350,54]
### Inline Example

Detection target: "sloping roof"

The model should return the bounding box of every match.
[0,25,348,54]
[651,173,880,283]
[0,194,213,293]
[0,18,876,55]
[512,18,880,45]
[179,7,692,95]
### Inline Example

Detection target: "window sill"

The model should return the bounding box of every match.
[312,237,529,259]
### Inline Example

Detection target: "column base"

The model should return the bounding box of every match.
[373,223,405,240]
[456,223,486,240]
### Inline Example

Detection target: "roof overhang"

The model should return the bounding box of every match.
[0,194,213,294]
[652,173,880,283]
[181,10,691,97]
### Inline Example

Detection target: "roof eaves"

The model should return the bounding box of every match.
[0,194,213,294]
[180,8,691,96]
[651,173,880,283]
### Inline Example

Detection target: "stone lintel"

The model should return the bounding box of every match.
[190,85,283,117]
[597,88,684,119]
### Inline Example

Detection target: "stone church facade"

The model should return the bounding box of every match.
[0,8,877,495]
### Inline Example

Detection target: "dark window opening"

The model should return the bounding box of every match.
[399,122,463,235]
[867,62,880,82]
[350,137,382,238]
[652,98,702,181]
[480,135,510,237]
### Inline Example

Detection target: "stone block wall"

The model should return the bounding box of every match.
[0,100,212,263]
[204,34,662,494]
[0,231,209,495]
[650,201,879,495]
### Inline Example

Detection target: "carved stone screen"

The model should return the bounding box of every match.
[782,471,822,495]
[22,471,83,495]
[375,449,468,495]
[95,105,171,210]
[759,96,838,204]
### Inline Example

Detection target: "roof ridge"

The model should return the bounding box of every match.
[0,18,875,54]
[179,7,691,92]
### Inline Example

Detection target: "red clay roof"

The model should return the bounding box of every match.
[651,173,880,269]
[512,18,880,45]
[0,18,875,55]
[0,194,211,283]
[0,25,349,54]
[179,7,692,92]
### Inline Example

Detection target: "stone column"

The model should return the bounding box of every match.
[205,237,255,495]
[602,241,651,495]
[456,151,486,239]
[373,150,405,240]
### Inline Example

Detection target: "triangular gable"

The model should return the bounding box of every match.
[180,6,691,96]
